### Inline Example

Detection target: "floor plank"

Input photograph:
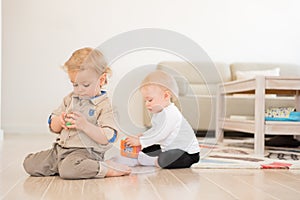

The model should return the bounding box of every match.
[42,177,85,199]
[0,161,28,199]
[3,176,54,200]
[167,169,238,200]
[1,134,300,200]
[82,174,160,200]
[198,170,280,200]
[261,170,300,194]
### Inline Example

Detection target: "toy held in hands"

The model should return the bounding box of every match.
[66,121,72,126]
[120,139,141,158]
[64,113,73,127]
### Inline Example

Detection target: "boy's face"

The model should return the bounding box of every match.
[141,85,171,113]
[68,69,102,98]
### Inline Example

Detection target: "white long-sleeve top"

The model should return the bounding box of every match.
[139,103,200,154]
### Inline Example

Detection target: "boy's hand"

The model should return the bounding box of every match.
[64,111,88,131]
[60,112,68,130]
[125,136,141,147]
[49,112,68,133]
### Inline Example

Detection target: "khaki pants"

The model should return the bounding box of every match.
[23,143,107,179]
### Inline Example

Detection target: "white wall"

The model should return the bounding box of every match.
[0,0,3,139]
[2,0,300,134]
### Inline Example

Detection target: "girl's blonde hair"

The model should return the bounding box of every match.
[141,70,179,99]
[63,47,112,80]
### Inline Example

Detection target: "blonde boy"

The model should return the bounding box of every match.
[23,48,131,179]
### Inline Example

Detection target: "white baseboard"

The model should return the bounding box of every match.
[0,129,3,141]
[2,125,48,135]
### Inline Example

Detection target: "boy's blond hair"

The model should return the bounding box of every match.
[63,47,112,77]
[141,70,179,99]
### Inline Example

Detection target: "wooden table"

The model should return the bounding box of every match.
[215,76,300,155]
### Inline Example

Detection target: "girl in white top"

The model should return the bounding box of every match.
[125,70,200,168]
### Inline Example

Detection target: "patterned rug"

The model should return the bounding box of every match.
[192,138,300,169]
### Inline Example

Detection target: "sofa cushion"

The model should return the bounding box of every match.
[157,61,231,84]
[172,77,218,96]
[188,84,218,96]
[236,68,280,80]
[231,63,300,81]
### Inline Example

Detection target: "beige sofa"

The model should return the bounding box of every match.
[143,61,300,131]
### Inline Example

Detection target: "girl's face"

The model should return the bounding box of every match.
[141,85,171,113]
[68,69,106,98]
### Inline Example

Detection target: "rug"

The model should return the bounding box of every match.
[192,138,300,169]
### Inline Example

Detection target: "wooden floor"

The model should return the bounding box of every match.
[1,134,300,200]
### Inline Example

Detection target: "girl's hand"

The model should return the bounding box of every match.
[125,136,141,147]
[65,111,88,131]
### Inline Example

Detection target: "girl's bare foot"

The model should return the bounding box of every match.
[104,160,131,177]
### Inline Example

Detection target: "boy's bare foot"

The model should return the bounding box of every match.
[104,160,131,177]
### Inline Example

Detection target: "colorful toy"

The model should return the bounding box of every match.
[120,139,141,158]
[66,122,72,126]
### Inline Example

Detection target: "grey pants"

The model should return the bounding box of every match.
[23,143,107,179]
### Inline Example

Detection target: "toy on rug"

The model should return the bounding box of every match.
[120,138,141,158]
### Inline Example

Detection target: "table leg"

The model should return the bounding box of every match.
[296,90,300,141]
[215,84,225,142]
[296,90,300,111]
[254,76,265,156]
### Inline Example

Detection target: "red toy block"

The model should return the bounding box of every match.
[120,139,141,158]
